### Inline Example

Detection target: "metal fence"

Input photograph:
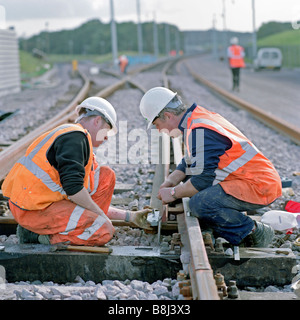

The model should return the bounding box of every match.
[0,29,21,97]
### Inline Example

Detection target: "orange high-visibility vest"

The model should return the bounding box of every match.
[119,56,128,73]
[184,105,282,205]
[228,45,246,68]
[2,124,94,210]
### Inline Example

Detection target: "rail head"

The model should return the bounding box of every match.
[181,197,219,300]
[170,116,219,300]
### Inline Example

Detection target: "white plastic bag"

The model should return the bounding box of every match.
[261,210,299,231]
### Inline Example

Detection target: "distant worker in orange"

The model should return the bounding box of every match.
[227,37,245,92]
[2,97,151,246]
[119,55,129,74]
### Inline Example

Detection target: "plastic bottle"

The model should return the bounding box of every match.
[261,210,300,231]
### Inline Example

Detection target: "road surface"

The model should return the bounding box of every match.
[187,55,300,128]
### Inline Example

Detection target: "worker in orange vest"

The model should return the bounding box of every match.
[2,97,151,245]
[140,87,282,247]
[227,37,246,92]
[119,55,129,74]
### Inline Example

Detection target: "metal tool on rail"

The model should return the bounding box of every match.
[146,208,162,245]
[51,244,112,254]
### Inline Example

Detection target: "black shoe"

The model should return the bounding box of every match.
[16,225,39,244]
[242,221,274,248]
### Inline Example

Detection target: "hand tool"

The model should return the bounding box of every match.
[146,209,160,227]
[246,247,290,256]
[51,244,112,254]
[146,208,162,245]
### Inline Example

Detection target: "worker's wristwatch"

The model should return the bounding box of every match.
[170,187,178,200]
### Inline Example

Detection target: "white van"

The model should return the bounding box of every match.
[254,48,282,70]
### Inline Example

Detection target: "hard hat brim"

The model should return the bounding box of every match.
[144,90,178,130]
[75,104,118,135]
[147,121,153,130]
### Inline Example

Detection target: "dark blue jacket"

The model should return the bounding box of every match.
[176,103,232,191]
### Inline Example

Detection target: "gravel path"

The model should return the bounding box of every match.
[0,64,82,144]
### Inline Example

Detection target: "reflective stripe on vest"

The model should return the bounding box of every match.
[182,105,282,204]
[89,166,100,196]
[228,45,245,68]
[18,156,66,195]
[2,123,94,210]
[228,46,243,59]
[187,117,259,184]
[16,124,78,197]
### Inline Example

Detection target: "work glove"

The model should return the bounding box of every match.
[129,208,153,230]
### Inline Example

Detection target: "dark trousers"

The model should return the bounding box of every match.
[189,184,266,245]
[231,67,241,90]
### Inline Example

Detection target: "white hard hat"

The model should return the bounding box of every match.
[230,37,239,45]
[139,87,177,129]
[76,96,118,135]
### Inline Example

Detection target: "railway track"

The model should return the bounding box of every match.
[0,55,298,300]
[183,60,300,145]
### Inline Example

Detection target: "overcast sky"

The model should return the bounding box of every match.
[0,0,299,38]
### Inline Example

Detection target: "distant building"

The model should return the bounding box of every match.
[0,28,21,97]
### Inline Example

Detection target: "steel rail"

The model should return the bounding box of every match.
[171,131,219,300]
[184,60,300,145]
[181,198,220,300]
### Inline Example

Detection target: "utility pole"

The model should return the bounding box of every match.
[45,21,50,54]
[153,12,159,59]
[136,0,143,57]
[165,24,170,56]
[175,29,180,55]
[212,14,218,59]
[222,0,228,59]
[110,0,118,68]
[252,0,257,60]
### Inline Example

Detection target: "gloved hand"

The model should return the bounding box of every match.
[129,208,153,230]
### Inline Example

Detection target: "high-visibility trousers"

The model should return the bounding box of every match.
[9,166,116,246]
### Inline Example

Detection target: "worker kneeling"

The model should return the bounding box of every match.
[140,87,282,247]
[2,97,151,246]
